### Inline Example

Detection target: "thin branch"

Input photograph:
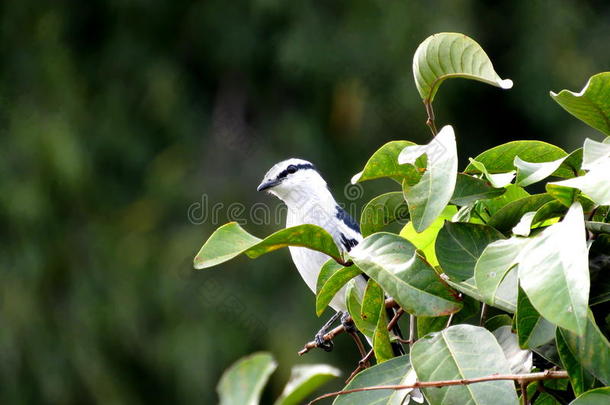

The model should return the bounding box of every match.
[298,298,397,355]
[346,349,374,384]
[308,370,568,404]
[521,381,529,405]
[479,303,489,326]
[409,314,417,348]
[424,100,438,136]
[347,330,368,360]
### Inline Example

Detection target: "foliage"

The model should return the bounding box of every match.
[197,31,610,404]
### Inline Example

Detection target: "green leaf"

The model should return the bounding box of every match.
[412,32,512,102]
[411,325,519,405]
[468,158,515,187]
[518,202,589,335]
[436,221,505,281]
[400,125,458,232]
[487,194,555,233]
[515,286,556,349]
[586,221,610,234]
[194,223,342,269]
[333,355,416,405]
[218,352,277,405]
[514,156,567,187]
[316,266,362,316]
[316,259,343,294]
[485,314,513,331]
[556,329,596,397]
[349,232,462,316]
[418,295,481,337]
[450,173,506,205]
[274,364,340,405]
[559,309,610,385]
[345,280,375,338]
[548,160,610,206]
[373,303,394,364]
[465,141,568,175]
[474,237,528,310]
[361,279,384,323]
[400,205,457,266]
[479,184,531,219]
[492,325,532,374]
[583,138,610,170]
[445,275,517,313]
[550,72,610,136]
[351,141,419,184]
[569,388,610,405]
[360,192,409,237]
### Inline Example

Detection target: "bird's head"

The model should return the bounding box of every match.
[257,158,327,202]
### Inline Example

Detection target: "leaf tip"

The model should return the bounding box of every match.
[498,78,513,89]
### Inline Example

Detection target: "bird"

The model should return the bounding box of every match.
[257,158,423,404]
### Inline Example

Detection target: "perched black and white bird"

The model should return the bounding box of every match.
[258,158,423,403]
[257,158,366,314]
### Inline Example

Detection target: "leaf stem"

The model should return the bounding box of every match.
[424,100,438,136]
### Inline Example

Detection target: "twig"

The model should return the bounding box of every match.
[346,349,374,384]
[308,370,568,404]
[409,314,416,348]
[424,100,438,136]
[521,381,529,405]
[347,330,368,360]
[298,298,397,355]
[479,303,488,326]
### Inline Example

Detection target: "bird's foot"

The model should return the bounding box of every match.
[314,332,334,352]
[341,312,357,334]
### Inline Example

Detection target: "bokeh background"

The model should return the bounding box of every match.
[1,1,609,403]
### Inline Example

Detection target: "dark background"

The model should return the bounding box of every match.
[1,1,609,403]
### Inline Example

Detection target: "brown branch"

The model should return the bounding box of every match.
[346,349,374,384]
[424,100,438,136]
[298,298,398,355]
[308,370,568,405]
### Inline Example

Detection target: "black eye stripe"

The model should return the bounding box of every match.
[276,163,315,180]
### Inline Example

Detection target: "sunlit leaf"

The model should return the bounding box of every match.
[450,173,506,205]
[400,125,458,232]
[316,259,343,294]
[194,223,342,269]
[474,237,528,310]
[412,32,512,102]
[350,232,462,316]
[492,325,532,374]
[436,221,504,281]
[550,72,610,136]
[518,202,589,335]
[468,158,515,187]
[400,205,457,266]
[548,160,610,206]
[582,138,610,170]
[411,325,518,405]
[465,141,569,176]
[333,355,415,405]
[479,185,530,219]
[316,266,362,316]
[487,194,554,233]
[515,286,556,349]
[556,329,596,397]
[514,155,567,187]
[218,352,277,405]
[274,364,340,405]
[360,192,409,237]
[351,141,419,184]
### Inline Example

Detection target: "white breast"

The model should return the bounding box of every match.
[286,205,365,313]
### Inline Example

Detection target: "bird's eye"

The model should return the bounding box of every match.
[286,165,297,174]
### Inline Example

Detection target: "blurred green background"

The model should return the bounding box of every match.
[1,1,609,403]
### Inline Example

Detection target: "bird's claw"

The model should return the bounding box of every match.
[315,332,334,352]
[341,312,357,334]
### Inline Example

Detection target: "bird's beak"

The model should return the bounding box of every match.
[257,179,280,192]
